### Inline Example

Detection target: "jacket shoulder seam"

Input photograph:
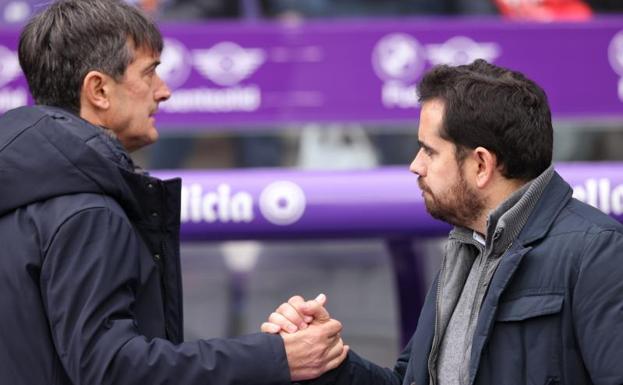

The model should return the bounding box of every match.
[41,202,131,262]
[575,228,621,286]
[565,200,622,233]
[38,125,112,195]
[0,114,49,153]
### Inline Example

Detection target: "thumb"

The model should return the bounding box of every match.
[314,293,327,306]
[301,295,330,322]
[300,293,328,324]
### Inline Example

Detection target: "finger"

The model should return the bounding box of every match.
[288,295,305,307]
[268,312,299,333]
[277,301,308,330]
[328,336,344,355]
[303,293,327,323]
[325,344,350,371]
[260,322,281,334]
[314,293,327,306]
[321,336,344,363]
[287,296,312,326]
[318,318,343,336]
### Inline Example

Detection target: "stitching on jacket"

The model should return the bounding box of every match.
[0,114,48,153]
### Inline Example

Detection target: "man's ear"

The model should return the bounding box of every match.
[81,70,111,110]
[472,146,498,189]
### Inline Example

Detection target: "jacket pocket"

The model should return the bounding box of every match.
[496,293,564,321]
[482,294,564,384]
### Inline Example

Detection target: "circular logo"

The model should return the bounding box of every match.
[192,42,265,87]
[0,45,21,87]
[427,36,500,67]
[157,38,192,90]
[608,30,623,76]
[3,1,31,23]
[259,181,306,226]
[372,33,425,83]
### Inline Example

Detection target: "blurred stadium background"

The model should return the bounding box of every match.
[1,0,622,368]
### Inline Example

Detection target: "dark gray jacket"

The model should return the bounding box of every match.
[0,106,289,385]
[321,171,623,385]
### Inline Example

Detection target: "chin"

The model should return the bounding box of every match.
[150,130,160,143]
[142,134,159,149]
[125,136,157,152]
[143,127,160,145]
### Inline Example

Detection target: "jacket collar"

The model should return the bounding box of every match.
[467,170,573,385]
[36,105,137,172]
[515,171,573,246]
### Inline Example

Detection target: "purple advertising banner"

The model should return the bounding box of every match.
[153,163,623,241]
[1,18,623,129]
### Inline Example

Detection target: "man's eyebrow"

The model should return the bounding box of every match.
[143,60,160,73]
[418,140,436,153]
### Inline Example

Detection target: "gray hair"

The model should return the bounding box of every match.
[18,0,163,113]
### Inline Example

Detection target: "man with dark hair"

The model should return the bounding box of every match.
[0,0,346,384]
[263,59,623,385]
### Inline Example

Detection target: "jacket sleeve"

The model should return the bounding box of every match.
[572,229,623,385]
[300,339,411,385]
[40,206,290,385]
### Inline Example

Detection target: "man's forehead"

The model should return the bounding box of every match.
[135,44,160,57]
[127,38,161,59]
[128,46,161,66]
[421,98,445,117]
[418,100,444,136]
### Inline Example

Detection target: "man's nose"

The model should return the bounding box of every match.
[409,149,425,176]
[155,76,172,102]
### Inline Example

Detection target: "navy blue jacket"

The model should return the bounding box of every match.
[0,106,290,385]
[320,172,623,385]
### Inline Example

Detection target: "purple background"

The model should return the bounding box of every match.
[154,162,623,241]
[1,18,623,130]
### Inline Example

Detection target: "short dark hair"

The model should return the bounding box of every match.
[417,59,553,181]
[18,0,163,113]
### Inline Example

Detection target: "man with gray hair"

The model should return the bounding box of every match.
[0,1,347,384]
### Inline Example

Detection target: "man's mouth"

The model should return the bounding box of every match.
[418,178,429,194]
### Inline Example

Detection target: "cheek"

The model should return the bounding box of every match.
[430,168,457,192]
[428,163,449,180]
[125,81,150,100]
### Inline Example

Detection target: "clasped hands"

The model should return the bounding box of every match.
[261,294,349,381]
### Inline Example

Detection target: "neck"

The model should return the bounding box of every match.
[79,104,104,128]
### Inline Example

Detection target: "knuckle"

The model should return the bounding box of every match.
[268,312,282,323]
[326,319,342,332]
[289,295,304,304]
[261,322,274,333]
[277,303,291,314]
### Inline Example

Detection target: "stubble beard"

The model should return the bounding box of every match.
[419,172,485,229]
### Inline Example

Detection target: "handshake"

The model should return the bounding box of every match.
[260,294,349,381]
